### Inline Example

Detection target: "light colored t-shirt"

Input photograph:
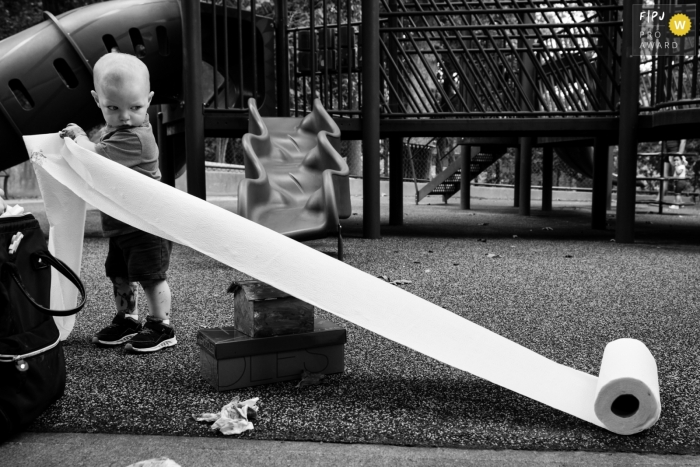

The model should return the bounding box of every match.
[94,120,161,237]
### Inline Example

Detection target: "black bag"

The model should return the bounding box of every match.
[0,214,85,439]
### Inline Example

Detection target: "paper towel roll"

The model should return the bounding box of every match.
[23,134,663,434]
[594,338,661,435]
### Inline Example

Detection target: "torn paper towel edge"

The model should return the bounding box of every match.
[30,144,86,341]
[23,133,661,434]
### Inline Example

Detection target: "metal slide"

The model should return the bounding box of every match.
[238,98,351,241]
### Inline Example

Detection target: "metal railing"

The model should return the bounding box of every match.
[378,0,622,117]
[638,1,699,112]
[197,1,700,120]
[200,0,272,111]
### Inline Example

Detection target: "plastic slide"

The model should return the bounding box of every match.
[239,98,351,241]
[0,0,184,171]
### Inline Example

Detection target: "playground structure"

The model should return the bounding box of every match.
[1,0,699,243]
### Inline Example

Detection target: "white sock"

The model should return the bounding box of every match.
[162,319,170,325]
[125,313,138,320]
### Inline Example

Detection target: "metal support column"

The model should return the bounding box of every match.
[182,0,206,199]
[362,0,380,238]
[615,1,640,243]
[518,137,532,216]
[517,11,535,213]
[388,0,402,226]
[514,149,520,208]
[275,0,290,116]
[541,146,553,211]
[606,149,614,210]
[389,137,403,225]
[460,145,472,209]
[157,109,175,187]
[592,139,610,230]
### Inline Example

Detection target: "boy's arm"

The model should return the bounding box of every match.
[60,124,96,151]
[74,134,97,152]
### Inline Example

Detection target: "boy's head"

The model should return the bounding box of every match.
[91,53,154,128]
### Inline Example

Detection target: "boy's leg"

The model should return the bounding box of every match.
[112,276,139,319]
[121,231,176,352]
[92,277,142,345]
[93,238,143,346]
[125,278,176,352]
[141,279,172,323]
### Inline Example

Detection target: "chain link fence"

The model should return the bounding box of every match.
[204,138,245,165]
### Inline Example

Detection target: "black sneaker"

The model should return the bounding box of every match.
[92,313,142,346]
[124,317,177,353]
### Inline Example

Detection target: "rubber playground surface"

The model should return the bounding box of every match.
[20,195,700,454]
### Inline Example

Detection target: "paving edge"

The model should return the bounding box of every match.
[1,432,699,467]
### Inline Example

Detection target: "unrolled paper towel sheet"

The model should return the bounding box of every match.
[24,134,661,434]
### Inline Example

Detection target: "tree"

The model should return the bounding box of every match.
[0,0,107,41]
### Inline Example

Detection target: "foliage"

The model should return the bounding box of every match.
[0,1,44,41]
[0,0,107,42]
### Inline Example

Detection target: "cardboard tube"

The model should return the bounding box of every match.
[594,339,661,435]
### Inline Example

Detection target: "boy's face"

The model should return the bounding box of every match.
[673,157,682,165]
[91,79,154,128]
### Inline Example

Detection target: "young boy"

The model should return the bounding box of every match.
[669,155,689,209]
[60,52,175,353]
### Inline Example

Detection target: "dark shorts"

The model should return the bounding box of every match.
[673,179,690,193]
[105,229,172,283]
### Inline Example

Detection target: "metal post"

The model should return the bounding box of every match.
[460,145,471,210]
[615,1,640,243]
[592,139,610,230]
[275,0,289,116]
[518,137,532,215]
[514,149,520,207]
[389,137,403,225]
[606,148,614,210]
[362,0,380,238]
[541,146,553,211]
[182,0,206,199]
[388,0,401,226]
[517,10,535,213]
[157,109,175,187]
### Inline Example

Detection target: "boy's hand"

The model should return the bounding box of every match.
[60,123,87,140]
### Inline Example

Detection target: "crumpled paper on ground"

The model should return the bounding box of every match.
[193,397,259,435]
[125,458,181,467]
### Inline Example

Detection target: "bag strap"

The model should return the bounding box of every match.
[7,250,86,317]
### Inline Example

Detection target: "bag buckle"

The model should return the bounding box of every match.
[33,254,49,270]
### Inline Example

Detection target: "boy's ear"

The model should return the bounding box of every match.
[91,91,100,106]
[147,91,154,104]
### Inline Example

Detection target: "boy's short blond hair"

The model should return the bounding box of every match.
[93,53,151,92]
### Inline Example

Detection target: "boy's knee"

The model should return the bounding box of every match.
[139,278,164,290]
[110,276,135,289]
